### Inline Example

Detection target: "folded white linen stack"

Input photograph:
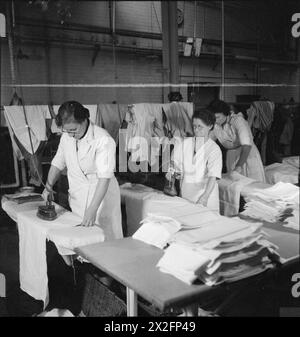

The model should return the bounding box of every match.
[265,162,299,185]
[240,182,299,223]
[157,219,280,286]
[132,213,182,249]
[282,156,299,168]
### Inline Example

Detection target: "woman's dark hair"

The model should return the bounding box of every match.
[55,101,90,127]
[207,99,231,116]
[192,108,216,128]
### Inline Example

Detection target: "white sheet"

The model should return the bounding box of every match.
[265,162,299,185]
[132,214,182,248]
[120,183,222,236]
[4,105,48,154]
[16,207,106,308]
[47,226,105,255]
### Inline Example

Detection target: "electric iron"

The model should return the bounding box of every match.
[37,193,57,221]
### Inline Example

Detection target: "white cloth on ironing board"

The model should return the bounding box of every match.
[17,206,106,308]
[17,208,81,308]
[47,225,105,255]
[4,105,48,154]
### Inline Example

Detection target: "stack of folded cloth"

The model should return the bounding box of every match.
[240,182,299,223]
[132,213,182,249]
[156,217,280,286]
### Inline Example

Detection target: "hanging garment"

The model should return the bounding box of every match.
[212,113,266,182]
[247,101,274,132]
[174,137,222,212]
[51,121,123,240]
[3,105,48,154]
[124,103,159,162]
[0,127,19,185]
[162,102,194,138]
[279,117,294,156]
[96,104,127,142]
[124,102,194,166]
[4,118,23,160]
[13,136,47,186]
[247,101,274,165]
[2,96,24,159]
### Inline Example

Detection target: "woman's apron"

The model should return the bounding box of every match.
[67,139,123,241]
[177,138,220,212]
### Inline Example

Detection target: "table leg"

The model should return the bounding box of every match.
[182,304,198,316]
[126,287,138,316]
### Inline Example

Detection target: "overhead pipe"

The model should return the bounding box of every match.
[9,34,300,67]
[15,17,284,52]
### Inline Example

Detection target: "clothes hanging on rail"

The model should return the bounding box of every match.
[3,105,48,154]
[96,103,127,142]
[247,101,274,165]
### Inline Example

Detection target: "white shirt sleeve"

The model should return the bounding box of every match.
[95,135,116,179]
[51,135,67,171]
[232,116,252,146]
[206,142,222,179]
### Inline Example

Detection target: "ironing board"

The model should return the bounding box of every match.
[1,195,105,307]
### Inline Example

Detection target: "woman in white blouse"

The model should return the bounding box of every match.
[42,101,123,240]
[207,99,266,182]
[167,109,223,212]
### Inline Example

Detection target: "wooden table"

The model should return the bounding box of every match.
[75,222,299,316]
